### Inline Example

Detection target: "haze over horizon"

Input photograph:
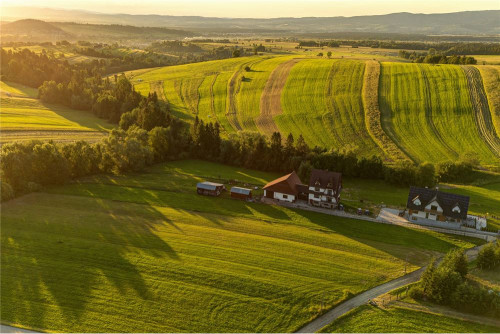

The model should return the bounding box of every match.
[1,0,499,18]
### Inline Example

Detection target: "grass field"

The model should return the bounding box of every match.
[379,62,499,166]
[0,81,113,144]
[0,159,484,333]
[126,56,500,167]
[320,304,500,333]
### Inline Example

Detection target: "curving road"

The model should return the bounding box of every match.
[296,245,485,333]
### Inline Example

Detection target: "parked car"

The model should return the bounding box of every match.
[364,209,370,216]
[357,208,363,215]
[338,204,344,211]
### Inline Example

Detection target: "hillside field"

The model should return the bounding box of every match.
[0,159,484,333]
[127,56,500,167]
[320,304,500,333]
[0,81,113,144]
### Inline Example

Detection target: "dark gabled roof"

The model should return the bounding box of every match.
[309,169,342,190]
[296,184,309,194]
[197,181,224,191]
[406,186,469,220]
[263,171,304,196]
[230,187,252,195]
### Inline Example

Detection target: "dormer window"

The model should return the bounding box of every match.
[452,205,460,213]
[412,197,421,206]
[327,182,332,188]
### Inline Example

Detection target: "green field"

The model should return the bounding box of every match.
[321,305,500,333]
[0,81,113,144]
[1,160,483,333]
[379,62,499,166]
[127,56,500,166]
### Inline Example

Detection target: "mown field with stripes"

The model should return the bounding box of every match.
[127,56,500,167]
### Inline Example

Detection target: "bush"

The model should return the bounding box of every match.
[409,285,425,300]
[441,249,468,278]
[477,243,499,270]
[1,181,14,202]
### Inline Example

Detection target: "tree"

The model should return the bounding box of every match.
[416,162,436,187]
[149,126,171,162]
[232,49,241,57]
[298,160,313,183]
[295,134,309,156]
[477,243,498,270]
[317,52,323,57]
[441,249,468,278]
[327,51,332,58]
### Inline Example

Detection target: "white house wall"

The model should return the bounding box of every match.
[274,192,295,202]
[425,200,443,213]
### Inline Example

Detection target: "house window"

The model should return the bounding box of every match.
[315,187,320,192]
[431,205,438,211]
[283,194,288,199]
[452,206,460,213]
[413,198,421,206]
[327,189,333,195]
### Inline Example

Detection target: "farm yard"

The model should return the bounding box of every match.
[0,159,487,333]
[0,81,113,144]
[127,56,500,167]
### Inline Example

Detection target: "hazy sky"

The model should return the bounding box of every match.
[3,0,499,18]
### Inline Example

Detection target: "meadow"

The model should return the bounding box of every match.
[320,304,500,333]
[0,159,484,333]
[127,55,500,167]
[379,62,499,166]
[0,81,113,144]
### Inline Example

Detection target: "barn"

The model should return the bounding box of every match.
[197,181,225,196]
[262,171,304,203]
[230,186,252,200]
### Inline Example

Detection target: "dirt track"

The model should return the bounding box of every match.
[256,59,302,135]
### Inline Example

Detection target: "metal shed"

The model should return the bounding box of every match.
[197,182,225,197]
[230,186,252,200]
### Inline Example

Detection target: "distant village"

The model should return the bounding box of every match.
[197,168,491,233]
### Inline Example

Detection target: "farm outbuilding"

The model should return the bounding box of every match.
[230,187,252,200]
[197,182,225,197]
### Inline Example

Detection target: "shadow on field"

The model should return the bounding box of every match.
[289,208,463,266]
[1,192,179,330]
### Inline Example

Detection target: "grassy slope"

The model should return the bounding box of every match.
[478,65,500,137]
[0,80,38,98]
[379,63,498,166]
[1,160,482,333]
[278,59,381,156]
[321,305,500,333]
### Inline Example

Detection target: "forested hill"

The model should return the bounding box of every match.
[2,8,499,35]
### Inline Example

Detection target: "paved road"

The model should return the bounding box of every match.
[296,245,484,333]
[0,325,39,333]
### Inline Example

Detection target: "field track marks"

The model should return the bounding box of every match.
[226,59,262,131]
[362,61,409,162]
[419,65,457,158]
[462,66,500,157]
[477,66,500,137]
[150,81,167,102]
[256,59,302,136]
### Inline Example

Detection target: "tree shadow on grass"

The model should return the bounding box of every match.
[288,207,470,266]
[1,192,179,331]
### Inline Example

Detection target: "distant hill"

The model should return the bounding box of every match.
[1,7,499,35]
[0,19,194,43]
[1,19,72,40]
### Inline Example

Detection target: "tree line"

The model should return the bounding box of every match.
[409,245,500,318]
[297,40,500,55]
[399,50,477,65]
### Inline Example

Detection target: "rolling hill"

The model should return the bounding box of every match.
[127,56,500,167]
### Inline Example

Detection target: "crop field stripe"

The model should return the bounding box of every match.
[461,66,500,157]
[418,65,457,157]
[477,66,500,137]
[256,58,302,136]
[212,72,234,133]
[379,63,498,165]
[236,56,296,132]
[150,80,167,102]
[362,61,409,162]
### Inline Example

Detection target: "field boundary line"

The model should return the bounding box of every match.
[461,65,500,157]
[362,60,409,162]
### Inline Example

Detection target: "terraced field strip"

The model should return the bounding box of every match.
[461,66,500,157]
[150,80,167,102]
[197,73,219,123]
[226,59,265,131]
[477,65,500,139]
[0,130,107,145]
[235,56,297,132]
[362,61,409,162]
[1,159,481,332]
[257,58,302,136]
[379,63,499,166]
[0,81,38,98]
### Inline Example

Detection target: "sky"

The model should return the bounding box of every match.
[2,0,499,18]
